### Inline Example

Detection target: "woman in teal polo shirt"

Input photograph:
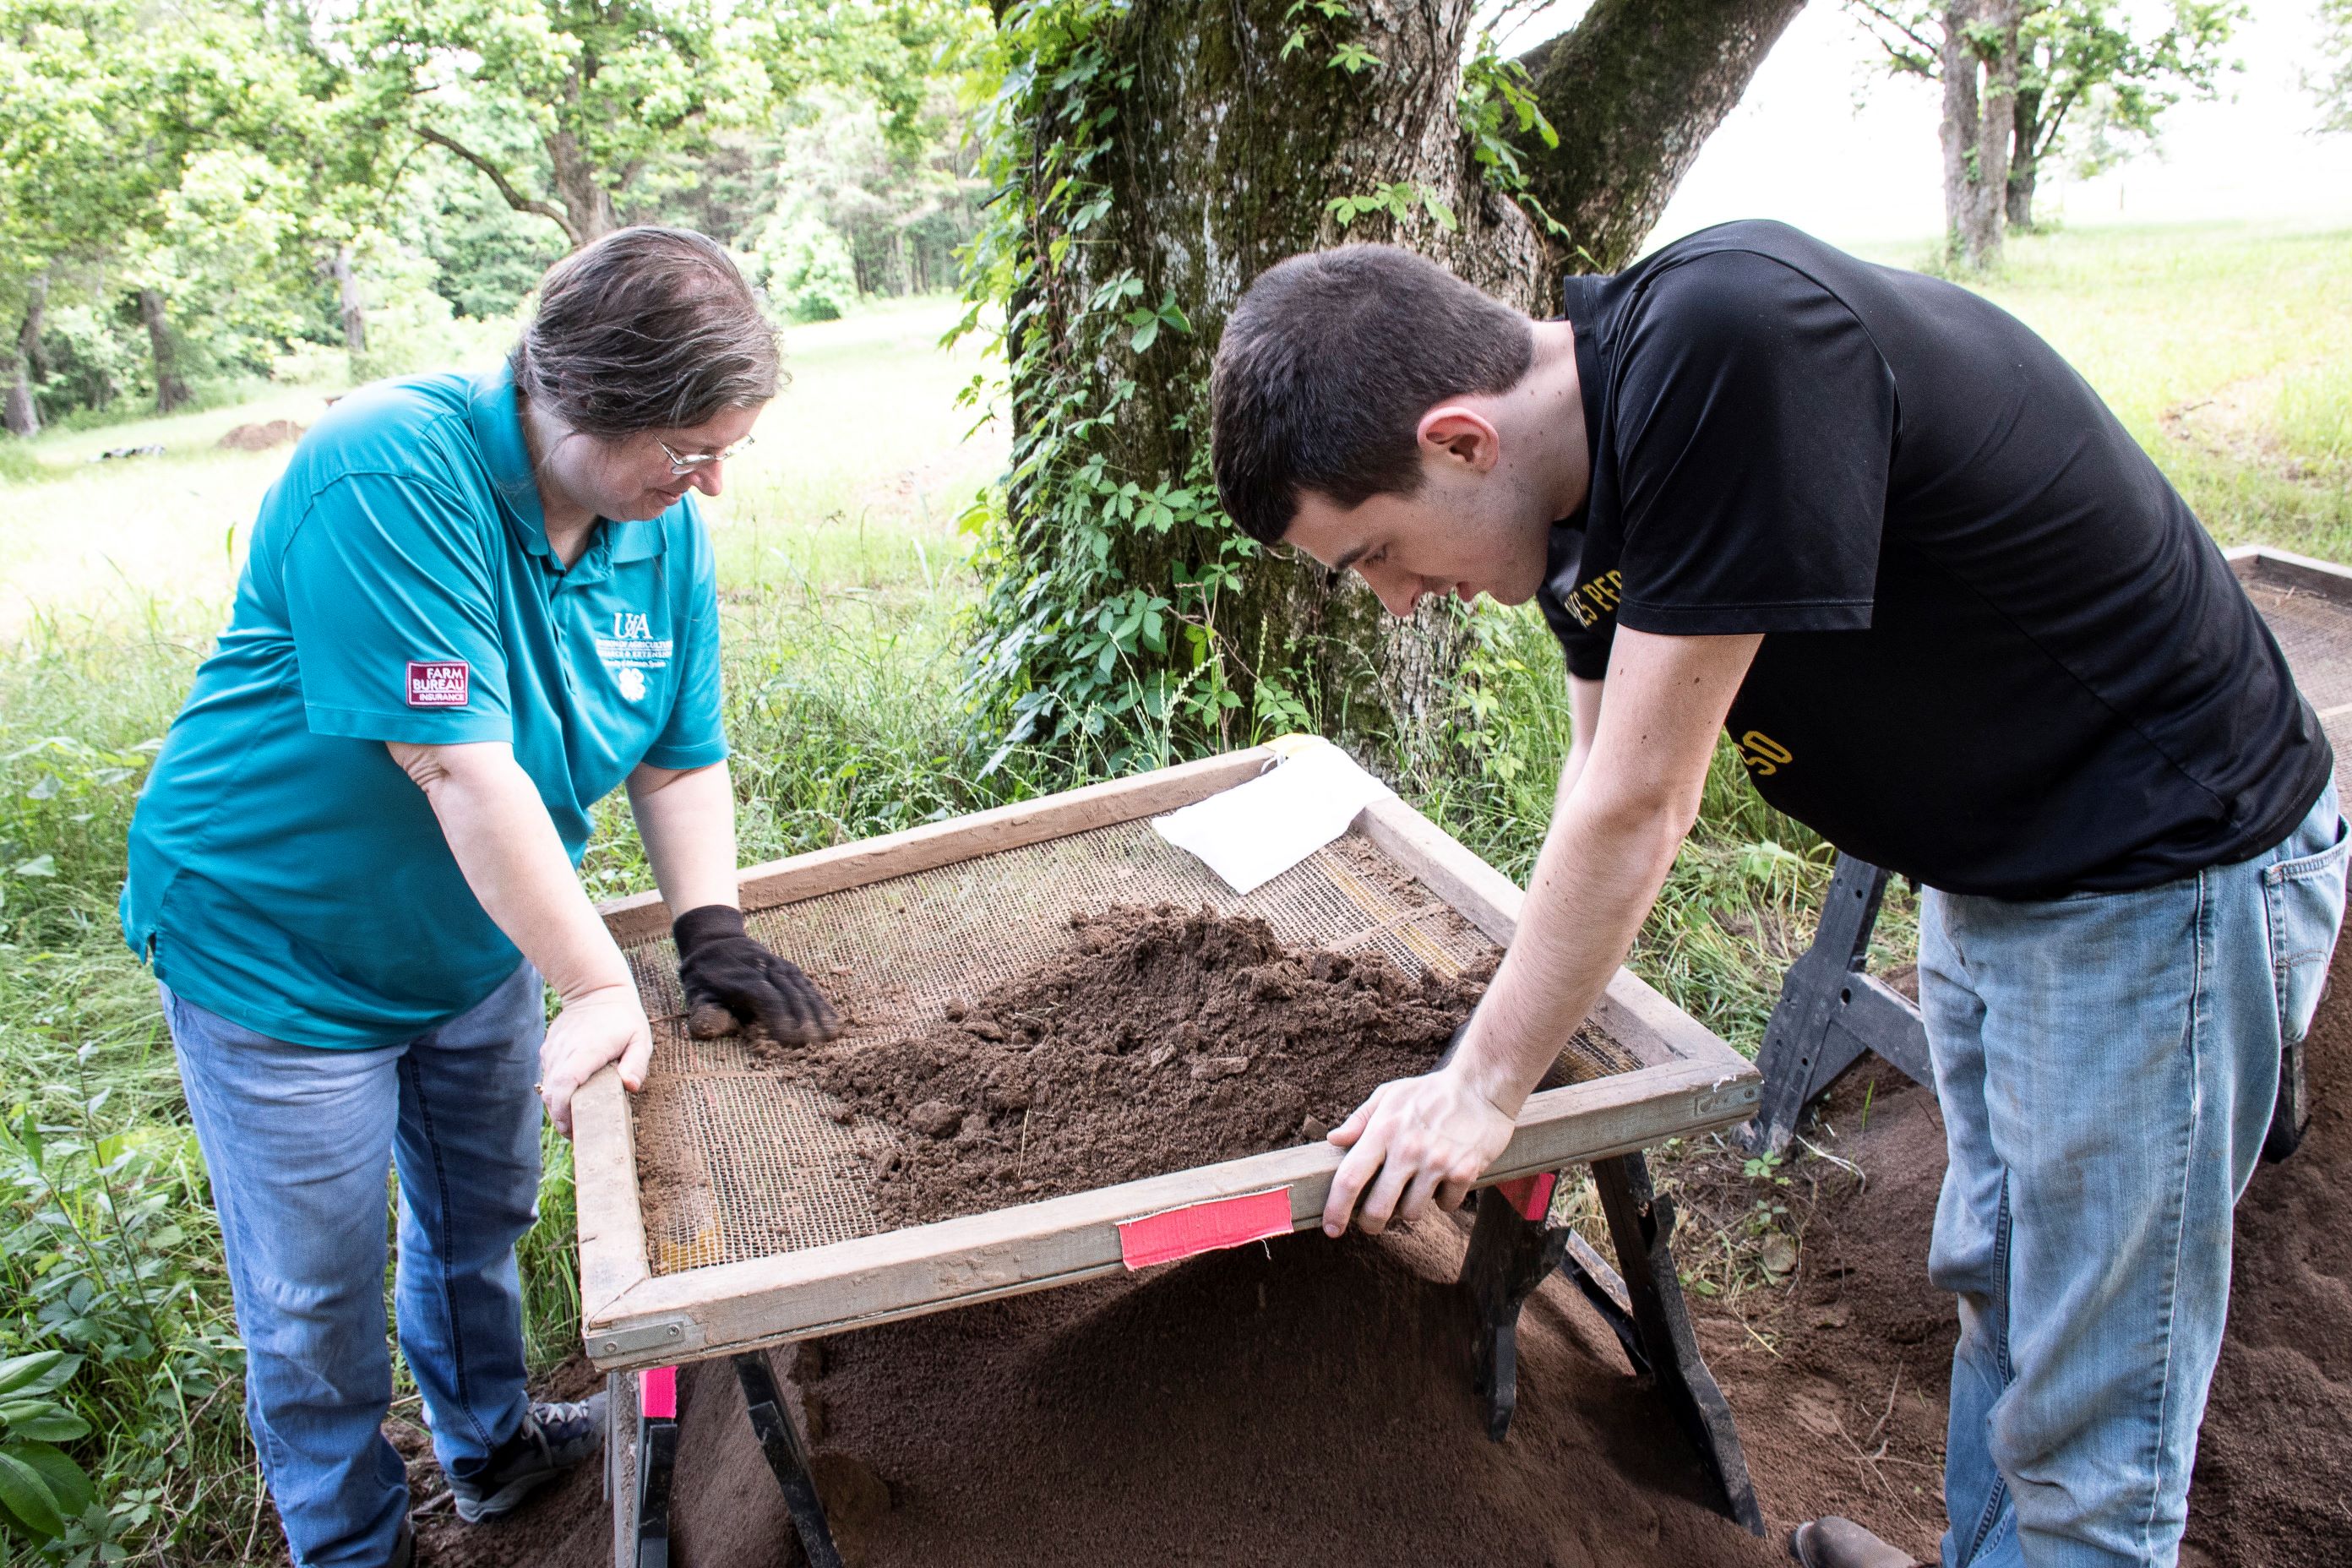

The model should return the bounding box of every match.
[120,227,837,1568]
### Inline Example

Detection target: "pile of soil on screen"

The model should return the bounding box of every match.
[401,956,2352,1568]
[799,902,1509,1230]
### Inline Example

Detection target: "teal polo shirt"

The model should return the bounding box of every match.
[120,365,727,1048]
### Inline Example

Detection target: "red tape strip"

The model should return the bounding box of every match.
[640,1364,678,1420]
[1494,1172,1557,1222]
[1118,1188,1294,1269]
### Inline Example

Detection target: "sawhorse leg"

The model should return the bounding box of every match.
[631,1369,678,1568]
[615,1358,845,1568]
[1745,855,1932,1157]
[1460,1172,1571,1442]
[1458,1157,1765,1536]
[735,1352,847,1568]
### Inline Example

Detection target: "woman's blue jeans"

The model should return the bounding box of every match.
[162,962,545,1568]
[1921,782,2347,1567]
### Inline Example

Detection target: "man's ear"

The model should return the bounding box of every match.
[1416,405,1501,474]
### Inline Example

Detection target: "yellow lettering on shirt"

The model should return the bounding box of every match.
[1737,730,1793,776]
[1564,569,1624,629]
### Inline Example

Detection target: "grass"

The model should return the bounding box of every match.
[0,223,2345,1561]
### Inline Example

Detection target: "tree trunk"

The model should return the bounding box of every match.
[3,274,46,439]
[547,131,618,246]
[2006,80,2041,229]
[977,0,1798,761]
[1939,0,2021,270]
[333,243,368,365]
[139,287,191,414]
[1513,0,1806,272]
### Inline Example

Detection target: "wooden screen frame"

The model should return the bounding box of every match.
[577,741,1759,1371]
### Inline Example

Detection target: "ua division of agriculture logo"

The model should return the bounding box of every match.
[596,608,671,705]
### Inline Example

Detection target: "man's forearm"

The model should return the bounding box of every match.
[628,760,740,916]
[403,747,632,1004]
[1451,779,1690,1115]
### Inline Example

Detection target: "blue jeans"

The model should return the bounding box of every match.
[163,963,545,1568]
[1920,782,2347,1568]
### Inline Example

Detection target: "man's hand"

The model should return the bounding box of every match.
[1321,1062,1516,1236]
[673,904,843,1047]
[540,984,654,1136]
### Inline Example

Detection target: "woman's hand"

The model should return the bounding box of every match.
[538,984,655,1136]
[672,905,842,1046]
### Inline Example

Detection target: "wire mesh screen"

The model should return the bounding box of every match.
[618,818,1637,1277]
[2246,578,2352,797]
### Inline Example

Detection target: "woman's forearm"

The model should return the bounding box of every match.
[626,760,740,916]
[389,740,632,1004]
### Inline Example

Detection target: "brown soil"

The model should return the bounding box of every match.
[623,1222,1791,1568]
[802,905,1496,1229]
[216,417,304,451]
[402,948,2352,1568]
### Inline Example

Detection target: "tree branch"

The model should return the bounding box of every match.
[1511,0,1806,273]
[2034,82,2082,162]
[1847,0,1941,65]
[416,125,580,246]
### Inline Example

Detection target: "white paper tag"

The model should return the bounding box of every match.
[1151,742,1392,894]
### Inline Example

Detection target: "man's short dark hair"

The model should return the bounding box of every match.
[1210,244,1534,545]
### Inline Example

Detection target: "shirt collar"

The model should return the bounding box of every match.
[468,362,551,557]
[1553,272,1612,539]
[468,362,672,569]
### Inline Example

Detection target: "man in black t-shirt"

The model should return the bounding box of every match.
[1208,225,2348,1568]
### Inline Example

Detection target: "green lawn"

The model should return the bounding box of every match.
[0,224,2346,1563]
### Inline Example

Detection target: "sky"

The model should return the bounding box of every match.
[1494,0,2352,250]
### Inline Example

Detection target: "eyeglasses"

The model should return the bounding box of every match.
[656,434,756,475]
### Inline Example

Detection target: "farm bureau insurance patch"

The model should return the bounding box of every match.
[406,661,471,707]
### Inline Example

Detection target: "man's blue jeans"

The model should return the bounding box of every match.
[163,963,545,1568]
[1920,781,2347,1568]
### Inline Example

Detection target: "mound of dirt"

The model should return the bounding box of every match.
[803,904,1495,1229]
[612,1221,1788,1568]
[217,418,304,450]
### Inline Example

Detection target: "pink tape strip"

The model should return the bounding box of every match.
[1118,1188,1294,1269]
[640,1364,678,1420]
[1494,1172,1557,1222]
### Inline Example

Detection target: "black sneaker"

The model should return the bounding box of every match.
[446,1393,607,1523]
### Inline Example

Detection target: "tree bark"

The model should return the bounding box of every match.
[2006,79,2041,229]
[139,287,191,414]
[333,243,368,364]
[987,0,1796,758]
[547,130,618,246]
[1513,0,1806,272]
[3,273,46,439]
[1940,0,2020,269]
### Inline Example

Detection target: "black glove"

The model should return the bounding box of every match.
[673,905,842,1047]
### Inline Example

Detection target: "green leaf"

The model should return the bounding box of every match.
[5,1413,88,1444]
[0,1451,63,1539]
[8,856,56,879]
[1420,188,1459,231]
[0,1354,79,1402]
[11,1445,91,1520]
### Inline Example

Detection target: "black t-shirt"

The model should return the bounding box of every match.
[1541,220,2329,898]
